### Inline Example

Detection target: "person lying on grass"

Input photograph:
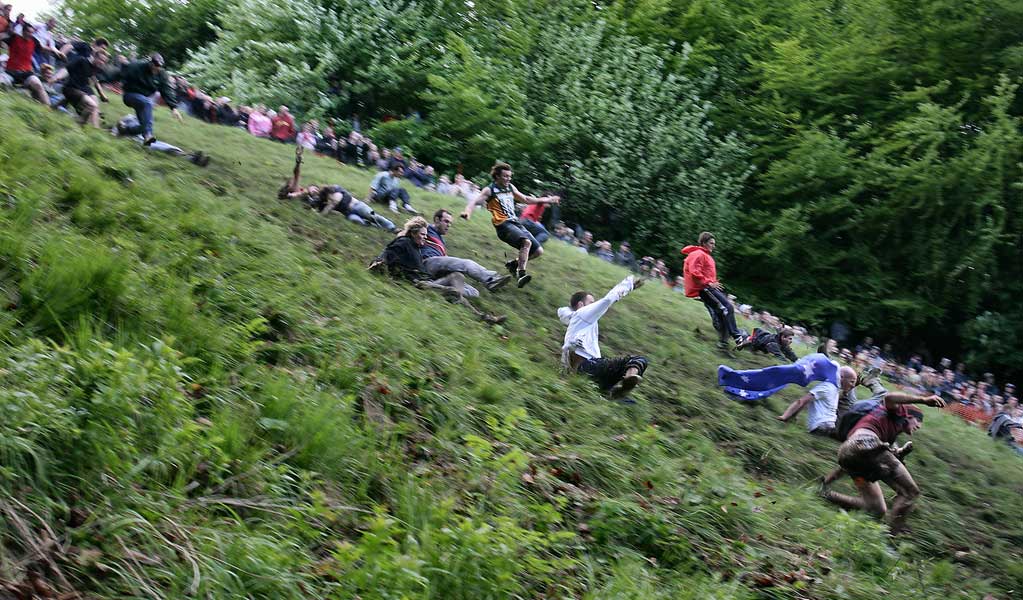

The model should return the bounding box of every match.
[372,217,507,325]
[558,276,649,400]
[278,147,396,232]
[736,327,798,362]
[820,389,945,534]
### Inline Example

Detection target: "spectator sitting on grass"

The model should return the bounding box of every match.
[614,242,636,269]
[370,159,418,214]
[576,231,593,254]
[373,216,507,325]
[296,121,317,150]
[247,105,272,137]
[317,126,338,155]
[2,22,50,105]
[594,241,614,262]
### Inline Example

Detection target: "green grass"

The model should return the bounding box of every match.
[1,93,1021,599]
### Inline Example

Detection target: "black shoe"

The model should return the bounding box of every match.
[516,270,531,288]
[143,136,156,146]
[505,259,518,275]
[609,373,642,399]
[486,274,512,292]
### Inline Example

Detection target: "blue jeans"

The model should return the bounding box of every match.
[123,93,155,137]
[522,219,549,245]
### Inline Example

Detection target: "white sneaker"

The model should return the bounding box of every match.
[388,200,398,213]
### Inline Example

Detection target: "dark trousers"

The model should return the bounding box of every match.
[699,287,740,342]
[373,187,410,205]
[522,219,550,245]
[577,355,649,391]
[123,93,155,137]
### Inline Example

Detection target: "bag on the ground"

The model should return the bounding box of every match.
[836,399,883,441]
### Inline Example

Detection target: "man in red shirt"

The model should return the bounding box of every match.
[821,389,945,534]
[681,231,743,350]
[3,22,50,105]
[519,202,551,245]
[271,105,296,143]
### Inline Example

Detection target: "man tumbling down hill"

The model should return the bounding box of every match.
[558,276,649,400]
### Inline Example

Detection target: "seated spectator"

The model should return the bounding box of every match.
[316,126,338,155]
[3,22,50,105]
[613,242,636,270]
[271,105,296,143]
[436,175,454,195]
[369,159,418,214]
[247,104,272,137]
[594,241,614,262]
[296,122,317,150]
[577,231,593,254]
[672,275,686,292]
[554,223,577,244]
[375,148,392,171]
[372,216,506,325]
[216,97,240,126]
[60,48,108,128]
[405,160,435,189]
[278,147,396,231]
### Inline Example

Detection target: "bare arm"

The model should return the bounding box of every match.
[511,185,559,206]
[884,391,945,410]
[92,76,108,101]
[777,393,814,422]
[461,186,490,220]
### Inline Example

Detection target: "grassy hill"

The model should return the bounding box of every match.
[1,93,1021,599]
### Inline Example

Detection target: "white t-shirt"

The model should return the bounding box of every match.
[806,382,839,432]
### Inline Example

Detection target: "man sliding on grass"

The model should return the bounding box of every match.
[558,276,649,400]
[461,162,559,288]
[279,147,396,232]
[820,388,945,534]
[776,365,887,437]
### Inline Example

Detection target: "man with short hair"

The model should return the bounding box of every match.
[117,53,182,145]
[737,327,798,362]
[419,209,511,297]
[61,48,108,127]
[461,162,560,288]
[821,390,945,534]
[370,160,418,214]
[558,276,649,399]
[2,22,50,105]
[776,366,887,437]
[682,232,744,349]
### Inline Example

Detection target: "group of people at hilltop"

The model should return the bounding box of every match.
[5,17,1016,539]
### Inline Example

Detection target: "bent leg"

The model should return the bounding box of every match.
[881,458,920,534]
[825,478,887,517]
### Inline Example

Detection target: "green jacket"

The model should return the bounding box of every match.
[118,60,178,108]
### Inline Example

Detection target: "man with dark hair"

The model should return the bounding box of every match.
[60,49,108,127]
[370,160,418,214]
[117,53,182,145]
[558,276,649,399]
[376,217,506,325]
[737,327,798,362]
[682,232,744,350]
[820,390,945,534]
[419,209,511,297]
[461,162,560,288]
[278,147,396,231]
[2,22,50,105]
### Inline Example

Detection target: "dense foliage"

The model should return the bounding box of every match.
[58,0,1023,370]
[2,93,1023,599]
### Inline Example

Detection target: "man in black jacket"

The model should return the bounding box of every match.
[737,327,798,362]
[117,53,181,144]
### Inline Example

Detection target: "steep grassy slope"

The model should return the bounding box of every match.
[0,94,1021,599]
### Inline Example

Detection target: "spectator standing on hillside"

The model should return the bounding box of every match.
[117,53,181,145]
[558,276,649,399]
[61,48,108,127]
[271,105,295,143]
[370,160,418,214]
[820,390,945,534]
[419,209,511,297]
[682,232,744,350]
[461,162,560,289]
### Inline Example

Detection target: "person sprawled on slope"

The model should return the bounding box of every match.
[278,147,396,232]
[558,276,649,400]
[374,217,506,325]
[736,327,798,362]
[461,162,559,288]
[820,387,945,534]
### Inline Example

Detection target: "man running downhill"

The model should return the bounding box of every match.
[461,162,559,288]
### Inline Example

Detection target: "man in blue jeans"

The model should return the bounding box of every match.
[117,53,182,145]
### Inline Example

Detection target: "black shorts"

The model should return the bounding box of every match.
[63,87,93,109]
[495,221,539,252]
[577,355,650,391]
[6,71,35,86]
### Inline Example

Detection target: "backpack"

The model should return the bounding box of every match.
[835,399,883,441]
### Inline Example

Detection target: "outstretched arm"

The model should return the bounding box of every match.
[884,391,945,410]
[777,392,814,422]
[512,184,559,206]
[287,147,303,191]
[572,276,641,325]
[461,186,490,220]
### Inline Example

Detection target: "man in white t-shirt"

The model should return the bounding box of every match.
[777,366,886,437]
